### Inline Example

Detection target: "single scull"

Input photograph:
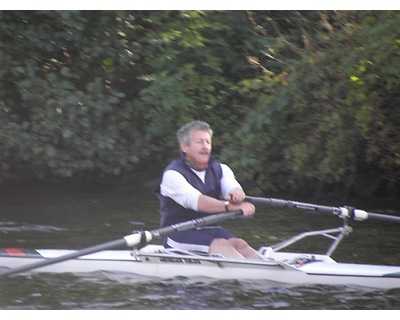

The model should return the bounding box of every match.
[0,197,399,289]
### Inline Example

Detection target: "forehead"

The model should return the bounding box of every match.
[190,130,211,140]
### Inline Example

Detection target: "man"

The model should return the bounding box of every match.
[155,120,261,259]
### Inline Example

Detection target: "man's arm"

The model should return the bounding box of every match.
[197,194,255,216]
[161,170,231,213]
[161,169,255,216]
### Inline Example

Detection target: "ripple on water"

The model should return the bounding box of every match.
[1,270,400,309]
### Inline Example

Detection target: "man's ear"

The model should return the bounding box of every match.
[180,140,188,153]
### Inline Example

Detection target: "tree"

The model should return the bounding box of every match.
[1,11,399,197]
[222,11,400,196]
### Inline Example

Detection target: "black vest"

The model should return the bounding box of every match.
[155,154,223,227]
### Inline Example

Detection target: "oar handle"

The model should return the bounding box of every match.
[246,196,400,223]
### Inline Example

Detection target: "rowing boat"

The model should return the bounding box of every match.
[1,236,400,289]
[1,196,399,289]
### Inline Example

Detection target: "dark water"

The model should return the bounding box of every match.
[0,181,400,310]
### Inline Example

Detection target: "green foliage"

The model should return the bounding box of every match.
[0,10,399,196]
[0,11,147,180]
[221,11,400,196]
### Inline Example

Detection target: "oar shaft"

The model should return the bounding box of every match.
[246,196,339,215]
[0,238,127,277]
[0,210,243,277]
[152,211,243,238]
[367,212,400,223]
[246,196,400,223]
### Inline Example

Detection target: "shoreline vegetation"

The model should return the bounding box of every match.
[1,11,399,198]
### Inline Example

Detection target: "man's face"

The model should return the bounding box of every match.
[180,130,212,169]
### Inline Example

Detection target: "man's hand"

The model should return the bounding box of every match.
[226,188,246,204]
[228,200,255,216]
[225,188,255,216]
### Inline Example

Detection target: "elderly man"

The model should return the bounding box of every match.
[155,120,261,259]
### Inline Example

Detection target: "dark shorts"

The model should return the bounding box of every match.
[163,227,235,253]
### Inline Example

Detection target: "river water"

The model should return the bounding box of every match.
[0,181,400,310]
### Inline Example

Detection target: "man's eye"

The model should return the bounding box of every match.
[195,140,211,145]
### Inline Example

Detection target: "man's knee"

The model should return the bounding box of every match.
[210,238,231,249]
[228,238,249,250]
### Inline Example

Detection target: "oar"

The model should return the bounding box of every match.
[0,210,243,277]
[246,196,400,223]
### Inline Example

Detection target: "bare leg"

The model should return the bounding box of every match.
[209,238,245,259]
[228,238,264,260]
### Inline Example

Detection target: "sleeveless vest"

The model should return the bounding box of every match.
[155,153,223,227]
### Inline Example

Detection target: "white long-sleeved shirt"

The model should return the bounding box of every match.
[160,164,242,211]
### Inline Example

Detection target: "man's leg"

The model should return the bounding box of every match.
[228,238,265,259]
[209,238,245,259]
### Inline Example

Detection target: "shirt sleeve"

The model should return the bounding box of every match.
[160,170,202,211]
[220,164,243,198]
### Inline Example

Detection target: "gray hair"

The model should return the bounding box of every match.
[177,121,213,145]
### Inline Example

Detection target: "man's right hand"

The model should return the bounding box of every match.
[227,201,255,216]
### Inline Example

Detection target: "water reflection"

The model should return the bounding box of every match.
[2,272,400,309]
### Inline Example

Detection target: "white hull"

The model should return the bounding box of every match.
[1,245,399,289]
